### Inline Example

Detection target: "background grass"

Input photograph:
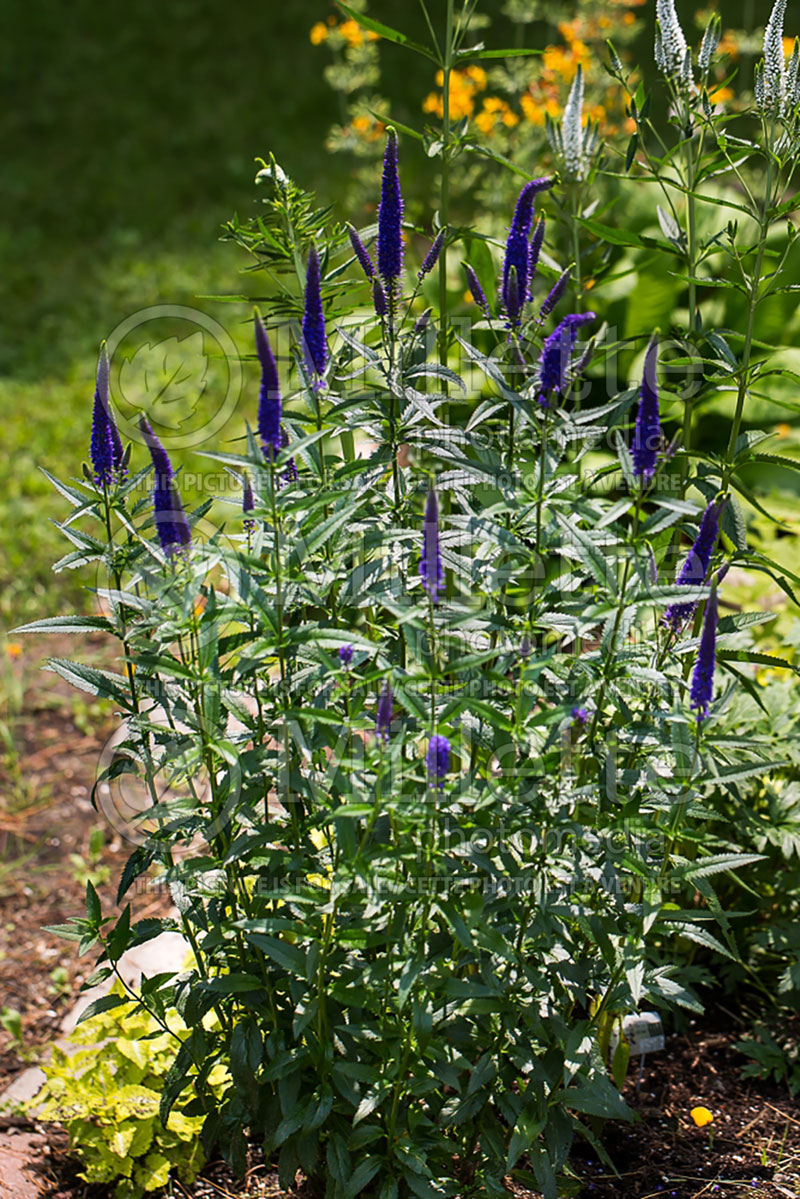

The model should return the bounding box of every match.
[4,0,800,627]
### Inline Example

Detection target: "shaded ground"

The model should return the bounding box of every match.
[571,1021,800,1198]
[0,634,164,1091]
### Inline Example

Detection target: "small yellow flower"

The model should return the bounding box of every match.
[5,642,22,659]
[690,1106,714,1128]
[309,21,328,45]
[776,422,792,438]
[708,84,734,104]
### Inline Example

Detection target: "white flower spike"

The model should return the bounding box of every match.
[655,0,689,78]
[762,0,788,115]
[562,65,585,180]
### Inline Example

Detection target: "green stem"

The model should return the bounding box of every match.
[268,457,299,849]
[724,124,775,480]
[437,0,455,370]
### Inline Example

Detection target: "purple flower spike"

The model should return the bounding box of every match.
[502,177,554,323]
[536,312,595,406]
[90,344,123,485]
[571,706,589,725]
[255,312,282,460]
[339,644,354,669]
[376,681,393,743]
[139,415,191,557]
[690,587,718,722]
[242,470,255,530]
[539,268,572,320]
[414,308,432,336]
[420,488,443,603]
[347,223,375,280]
[464,264,490,318]
[377,128,404,283]
[505,266,522,330]
[419,229,445,280]
[302,244,328,381]
[632,337,662,484]
[373,277,388,319]
[528,216,546,299]
[280,427,298,485]
[664,501,722,629]
[426,734,450,788]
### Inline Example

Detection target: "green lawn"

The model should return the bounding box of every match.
[0,0,349,624]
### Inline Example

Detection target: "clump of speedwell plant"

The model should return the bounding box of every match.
[18,1,800,1196]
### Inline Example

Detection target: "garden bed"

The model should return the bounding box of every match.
[13,1019,800,1198]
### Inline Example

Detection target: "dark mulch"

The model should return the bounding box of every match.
[569,1016,800,1199]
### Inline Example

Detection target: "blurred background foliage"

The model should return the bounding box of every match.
[4,0,800,628]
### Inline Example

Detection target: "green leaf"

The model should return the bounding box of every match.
[673,853,766,881]
[231,1016,263,1082]
[717,649,796,673]
[76,993,130,1026]
[205,973,264,993]
[580,217,651,248]
[85,880,101,926]
[244,932,307,976]
[557,1075,631,1119]
[611,1037,630,1091]
[14,615,115,635]
[335,3,437,61]
[665,920,736,960]
[44,658,132,707]
[467,47,543,59]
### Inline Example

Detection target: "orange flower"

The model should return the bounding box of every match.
[422,67,487,121]
[690,1106,714,1128]
[339,18,364,48]
[464,65,488,89]
[521,94,546,126]
[718,30,740,60]
[310,21,328,45]
[5,643,22,659]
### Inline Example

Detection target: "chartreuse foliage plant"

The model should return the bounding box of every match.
[16,1,800,1196]
[33,982,227,1198]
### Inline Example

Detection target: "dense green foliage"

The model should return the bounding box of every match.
[15,0,800,1195]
